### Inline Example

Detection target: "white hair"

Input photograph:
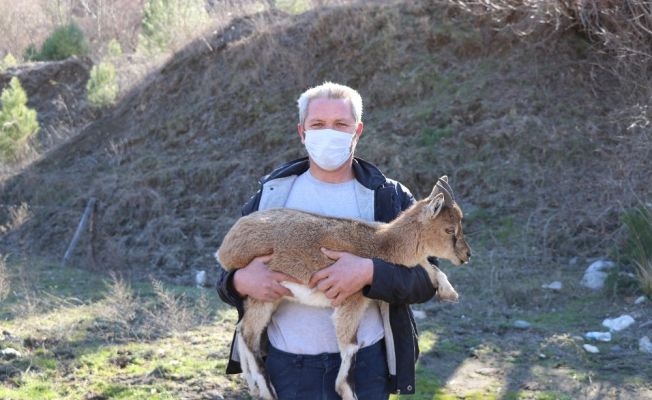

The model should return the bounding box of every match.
[297,82,363,126]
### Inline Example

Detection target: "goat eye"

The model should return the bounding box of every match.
[445,229,454,235]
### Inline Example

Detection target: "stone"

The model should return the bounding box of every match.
[412,310,426,319]
[585,331,612,342]
[640,336,652,354]
[580,260,615,290]
[1,348,21,359]
[583,344,599,353]
[195,270,207,287]
[513,320,531,329]
[542,281,563,290]
[635,296,647,305]
[602,315,635,332]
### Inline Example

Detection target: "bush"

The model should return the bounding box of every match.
[22,44,39,62]
[107,38,123,58]
[622,205,652,296]
[0,53,17,72]
[35,22,89,61]
[275,0,311,14]
[86,62,118,108]
[0,77,40,163]
[138,0,210,53]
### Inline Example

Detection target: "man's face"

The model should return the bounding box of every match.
[297,97,363,144]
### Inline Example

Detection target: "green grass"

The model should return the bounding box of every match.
[0,256,240,399]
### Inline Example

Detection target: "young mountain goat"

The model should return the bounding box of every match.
[216,176,471,400]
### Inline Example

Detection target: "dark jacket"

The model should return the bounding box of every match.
[216,157,438,395]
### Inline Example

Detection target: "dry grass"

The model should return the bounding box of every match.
[449,0,652,81]
[93,273,215,341]
[0,202,30,234]
[100,272,139,338]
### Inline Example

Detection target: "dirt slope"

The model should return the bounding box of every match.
[0,1,650,283]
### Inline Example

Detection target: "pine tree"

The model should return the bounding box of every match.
[0,77,40,163]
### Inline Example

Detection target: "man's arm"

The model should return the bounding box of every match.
[216,268,245,317]
[363,258,437,304]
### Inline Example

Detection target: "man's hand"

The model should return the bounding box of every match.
[233,254,301,302]
[308,247,374,306]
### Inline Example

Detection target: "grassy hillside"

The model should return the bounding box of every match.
[0,1,651,399]
[1,1,649,280]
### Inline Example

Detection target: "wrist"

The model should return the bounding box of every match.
[232,269,247,297]
[364,258,374,285]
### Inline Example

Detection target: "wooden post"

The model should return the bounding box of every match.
[88,198,98,269]
[62,197,96,268]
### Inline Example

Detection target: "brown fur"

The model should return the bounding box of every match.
[217,177,471,400]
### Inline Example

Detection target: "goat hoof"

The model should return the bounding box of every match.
[437,289,459,303]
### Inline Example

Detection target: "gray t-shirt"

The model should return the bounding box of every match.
[266,169,385,354]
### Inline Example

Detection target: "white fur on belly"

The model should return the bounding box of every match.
[280,282,332,308]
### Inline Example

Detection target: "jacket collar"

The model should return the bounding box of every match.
[259,156,387,190]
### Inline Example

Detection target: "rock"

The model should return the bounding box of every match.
[475,367,499,376]
[412,310,426,319]
[195,270,207,287]
[635,296,647,305]
[1,348,21,359]
[583,344,599,353]
[640,336,652,354]
[542,281,562,290]
[513,320,531,329]
[602,315,635,332]
[580,260,615,289]
[569,257,578,266]
[585,331,612,342]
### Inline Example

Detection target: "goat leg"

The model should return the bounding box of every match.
[240,299,279,400]
[332,294,371,400]
[419,262,458,303]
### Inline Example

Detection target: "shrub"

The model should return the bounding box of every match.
[275,0,311,14]
[36,22,89,61]
[0,53,17,72]
[22,44,39,62]
[622,205,652,296]
[107,38,123,58]
[138,0,210,53]
[0,77,40,163]
[86,62,118,108]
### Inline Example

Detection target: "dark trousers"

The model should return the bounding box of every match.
[264,339,390,400]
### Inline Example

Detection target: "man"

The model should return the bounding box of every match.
[216,82,439,399]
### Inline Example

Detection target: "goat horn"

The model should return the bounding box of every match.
[437,183,454,206]
[428,183,441,199]
[437,177,455,205]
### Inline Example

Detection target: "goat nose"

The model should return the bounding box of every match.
[466,251,472,259]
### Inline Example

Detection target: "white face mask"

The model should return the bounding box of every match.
[304,128,356,171]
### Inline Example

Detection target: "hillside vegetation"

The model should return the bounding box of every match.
[1,0,650,280]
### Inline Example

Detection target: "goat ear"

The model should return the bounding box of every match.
[427,193,445,218]
[428,183,440,199]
